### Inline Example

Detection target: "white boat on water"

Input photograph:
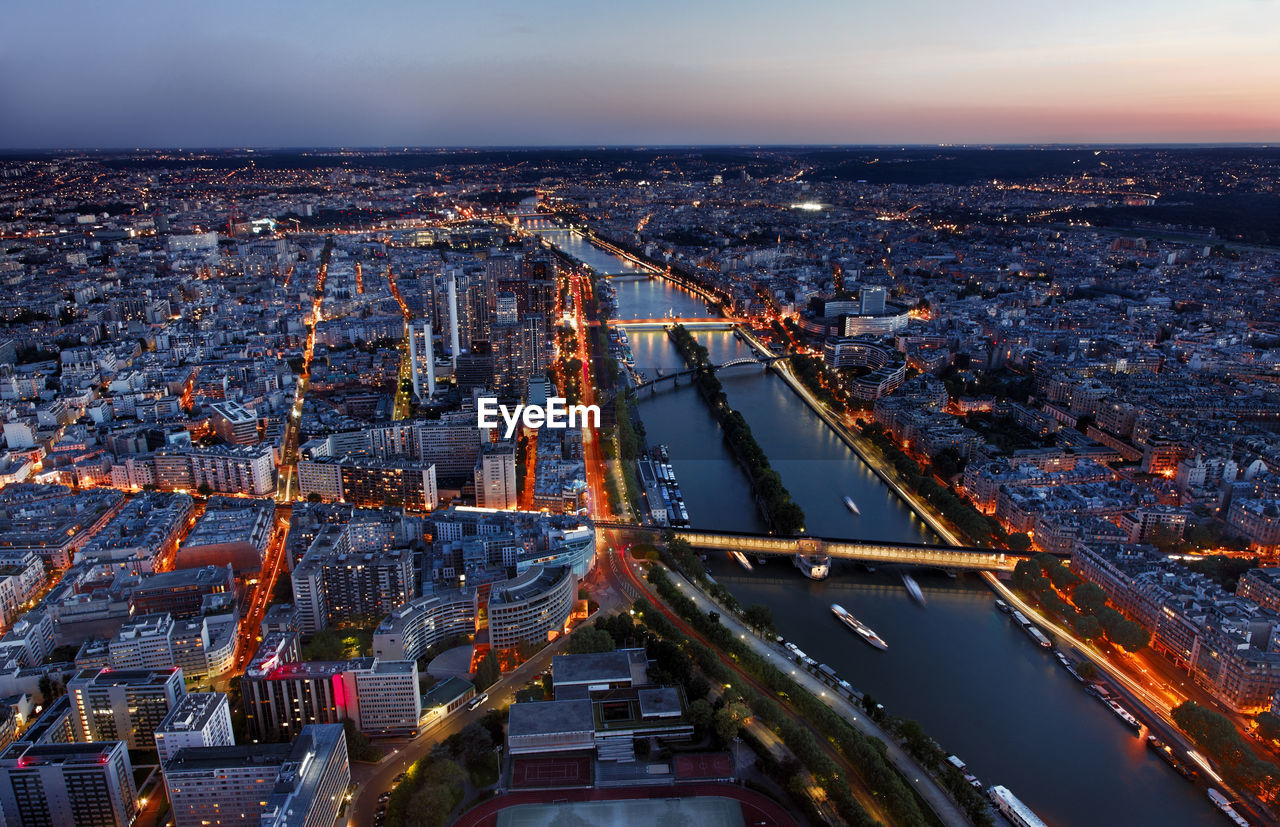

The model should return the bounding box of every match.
[843,495,861,516]
[1208,789,1250,827]
[794,554,830,580]
[902,573,926,606]
[988,785,1047,827]
[730,551,754,572]
[831,603,888,650]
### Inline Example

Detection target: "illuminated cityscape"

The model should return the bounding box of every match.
[2,2,1280,826]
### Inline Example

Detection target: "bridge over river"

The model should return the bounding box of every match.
[593,522,1024,572]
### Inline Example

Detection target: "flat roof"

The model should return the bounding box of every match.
[131,564,232,592]
[552,650,645,686]
[507,699,594,738]
[370,659,415,675]
[71,667,180,688]
[423,676,474,707]
[157,692,228,734]
[637,687,682,718]
[166,744,291,773]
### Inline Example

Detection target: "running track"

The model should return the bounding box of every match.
[453,782,797,827]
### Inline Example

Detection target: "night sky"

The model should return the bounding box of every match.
[3,0,1278,148]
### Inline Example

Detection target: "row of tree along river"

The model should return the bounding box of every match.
[532,221,1219,826]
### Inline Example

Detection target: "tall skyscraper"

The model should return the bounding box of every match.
[447,269,462,367]
[491,315,546,398]
[495,291,519,325]
[860,285,887,316]
[408,320,436,400]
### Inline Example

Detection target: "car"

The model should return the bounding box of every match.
[393,771,407,783]
[378,792,391,803]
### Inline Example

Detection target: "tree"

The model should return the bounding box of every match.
[1072,582,1108,614]
[473,650,499,691]
[689,699,714,732]
[1256,712,1280,745]
[441,720,495,784]
[1075,660,1099,682]
[743,604,775,636]
[1073,614,1103,641]
[477,708,506,744]
[1113,620,1151,653]
[302,629,345,661]
[566,626,616,654]
[398,761,467,827]
[1006,532,1033,552]
[196,482,213,497]
[306,491,323,503]
[896,718,934,757]
[930,447,963,480]
[272,572,293,604]
[37,675,64,703]
[713,707,741,744]
[1174,701,1280,796]
[686,675,711,702]
[342,719,383,762]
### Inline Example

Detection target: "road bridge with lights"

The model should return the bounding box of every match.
[593,522,1023,572]
[604,318,739,330]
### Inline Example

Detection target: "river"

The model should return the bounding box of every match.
[533,222,1218,826]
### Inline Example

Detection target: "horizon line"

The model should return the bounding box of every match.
[2,141,1278,156]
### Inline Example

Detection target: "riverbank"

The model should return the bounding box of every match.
[668,324,805,535]
[548,224,1224,826]
[736,325,962,544]
[658,564,982,826]
[636,559,967,826]
[730,326,1254,823]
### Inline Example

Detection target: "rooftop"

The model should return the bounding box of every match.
[166,743,292,773]
[157,692,228,735]
[423,676,474,707]
[552,649,646,687]
[489,565,569,607]
[507,699,594,738]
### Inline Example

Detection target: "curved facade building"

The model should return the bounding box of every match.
[822,338,908,400]
[516,526,596,579]
[842,304,910,336]
[488,565,576,650]
[372,589,478,663]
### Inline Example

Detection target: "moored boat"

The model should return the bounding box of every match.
[1146,735,1198,781]
[1208,789,1250,827]
[988,785,1047,827]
